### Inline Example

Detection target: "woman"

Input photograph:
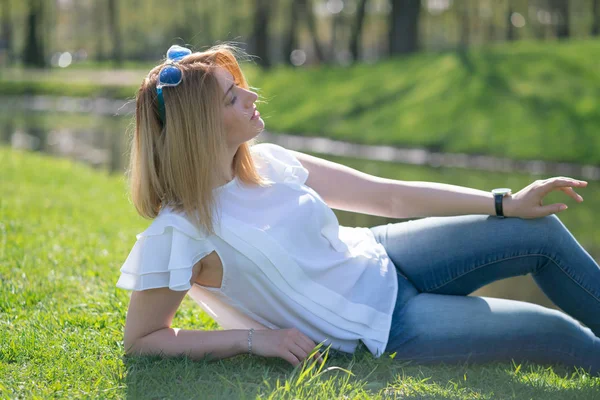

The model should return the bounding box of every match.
[117,43,599,374]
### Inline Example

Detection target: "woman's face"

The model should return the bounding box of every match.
[214,66,264,148]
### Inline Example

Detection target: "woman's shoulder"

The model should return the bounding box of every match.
[116,209,216,292]
[251,142,296,162]
[137,207,209,241]
[250,142,308,185]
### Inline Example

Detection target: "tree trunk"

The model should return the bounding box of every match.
[329,10,344,62]
[506,0,516,41]
[592,0,599,36]
[1,0,13,65]
[108,0,123,66]
[550,0,569,38]
[349,0,368,61]
[23,0,45,67]
[485,0,497,42]
[388,0,421,56]
[253,0,271,68]
[528,0,546,40]
[300,0,325,63]
[284,0,300,65]
[95,1,106,61]
[457,0,470,49]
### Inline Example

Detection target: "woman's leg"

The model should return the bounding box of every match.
[369,214,600,374]
[386,284,600,375]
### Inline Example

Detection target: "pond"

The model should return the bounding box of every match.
[2,107,599,319]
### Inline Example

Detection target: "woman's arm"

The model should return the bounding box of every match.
[383,177,587,219]
[382,179,498,219]
[123,283,323,366]
[128,326,248,360]
[289,149,497,219]
[130,326,323,367]
[290,150,585,219]
[123,285,246,360]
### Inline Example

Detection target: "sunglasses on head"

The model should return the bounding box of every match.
[156,45,192,123]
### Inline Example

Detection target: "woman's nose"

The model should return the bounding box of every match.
[244,89,258,104]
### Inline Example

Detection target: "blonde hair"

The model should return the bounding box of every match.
[128,43,272,235]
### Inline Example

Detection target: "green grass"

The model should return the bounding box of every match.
[0,80,136,100]
[2,40,600,165]
[2,147,600,399]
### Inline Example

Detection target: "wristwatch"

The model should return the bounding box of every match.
[491,188,512,218]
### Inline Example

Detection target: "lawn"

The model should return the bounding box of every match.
[2,40,600,165]
[1,147,599,399]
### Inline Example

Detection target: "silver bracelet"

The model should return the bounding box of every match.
[247,328,255,355]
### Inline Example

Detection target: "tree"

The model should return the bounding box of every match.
[284,0,300,65]
[108,0,123,66]
[95,1,106,61]
[528,0,548,40]
[506,0,516,41]
[549,0,570,39]
[1,0,13,65]
[389,0,421,55]
[456,0,471,49]
[349,0,368,61]
[301,0,326,63]
[592,0,599,36]
[23,0,45,67]
[253,0,271,68]
[328,5,344,62]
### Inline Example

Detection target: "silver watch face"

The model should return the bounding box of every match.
[492,188,512,195]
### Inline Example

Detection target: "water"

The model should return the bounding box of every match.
[2,107,599,314]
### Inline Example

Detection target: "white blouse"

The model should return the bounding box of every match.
[116,143,398,357]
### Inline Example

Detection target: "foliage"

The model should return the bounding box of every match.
[6,0,600,67]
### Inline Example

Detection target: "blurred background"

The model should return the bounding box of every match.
[2,0,598,66]
[1,0,599,311]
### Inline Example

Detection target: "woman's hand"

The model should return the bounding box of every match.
[504,176,588,219]
[251,328,325,367]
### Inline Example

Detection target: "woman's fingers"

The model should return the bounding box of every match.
[295,335,324,363]
[544,181,581,195]
[289,342,309,362]
[547,177,587,189]
[297,333,316,352]
[559,186,584,202]
[292,333,325,365]
[276,329,325,367]
[283,351,301,367]
[538,178,587,199]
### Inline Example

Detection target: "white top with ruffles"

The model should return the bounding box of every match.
[116,142,398,357]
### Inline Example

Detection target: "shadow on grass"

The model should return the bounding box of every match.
[121,347,599,399]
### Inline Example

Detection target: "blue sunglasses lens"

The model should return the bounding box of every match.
[167,45,192,61]
[158,66,183,86]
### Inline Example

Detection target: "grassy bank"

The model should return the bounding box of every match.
[2,40,600,165]
[254,40,600,166]
[1,147,599,398]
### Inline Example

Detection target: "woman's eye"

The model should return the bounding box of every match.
[229,83,240,105]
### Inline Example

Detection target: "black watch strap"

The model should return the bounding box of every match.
[494,193,504,218]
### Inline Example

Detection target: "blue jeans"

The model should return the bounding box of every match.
[369,214,600,375]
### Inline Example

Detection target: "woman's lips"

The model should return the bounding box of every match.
[251,109,260,120]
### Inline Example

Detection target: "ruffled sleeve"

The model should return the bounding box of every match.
[116,212,216,291]
[251,143,309,187]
